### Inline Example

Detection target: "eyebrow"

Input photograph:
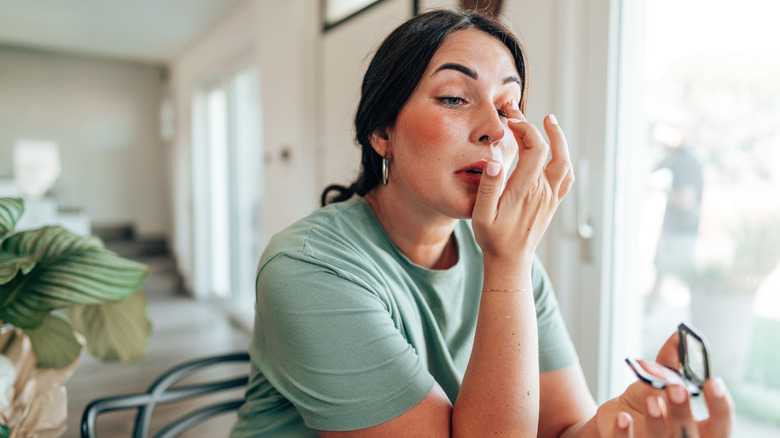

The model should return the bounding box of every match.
[432,62,521,87]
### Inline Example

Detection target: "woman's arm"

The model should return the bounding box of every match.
[539,364,598,438]
[453,263,540,436]
[456,108,574,436]
[318,384,453,437]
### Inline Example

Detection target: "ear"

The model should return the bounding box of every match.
[369,126,392,157]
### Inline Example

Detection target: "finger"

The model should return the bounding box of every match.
[665,385,699,438]
[644,395,668,437]
[613,412,634,438]
[472,160,504,224]
[656,331,681,370]
[697,377,734,438]
[542,114,574,197]
[559,163,575,199]
[503,103,549,190]
[637,359,689,387]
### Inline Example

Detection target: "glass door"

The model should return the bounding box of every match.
[207,87,231,300]
[611,0,780,435]
[192,64,262,320]
[230,66,263,316]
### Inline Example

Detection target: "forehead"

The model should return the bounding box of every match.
[424,29,519,79]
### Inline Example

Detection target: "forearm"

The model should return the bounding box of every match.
[452,262,539,437]
[559,419,598,438]
[558,398,618,438]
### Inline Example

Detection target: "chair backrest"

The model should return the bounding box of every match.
[81,351,250,438]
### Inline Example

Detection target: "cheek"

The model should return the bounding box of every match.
[395,109,464,156]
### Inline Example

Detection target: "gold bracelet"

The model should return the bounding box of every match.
[481,288,533,293]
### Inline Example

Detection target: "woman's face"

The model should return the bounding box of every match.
[379,29,522,220]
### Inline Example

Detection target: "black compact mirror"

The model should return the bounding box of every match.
[625,322,711,396]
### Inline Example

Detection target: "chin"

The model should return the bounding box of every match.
[448,198,478,220]
[418,188,477,220]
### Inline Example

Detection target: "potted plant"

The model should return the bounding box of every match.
[0,197,151,437]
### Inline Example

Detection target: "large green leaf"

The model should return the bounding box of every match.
[0,253,37,285]
[64,290,151,363]
[25,314,83,369]
[0,198,24,238]
[0,226,149,329]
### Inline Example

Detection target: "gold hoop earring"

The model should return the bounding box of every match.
[382,153,389,186]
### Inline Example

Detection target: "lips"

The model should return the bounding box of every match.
[455,160,487,175]
[455,160,488,186]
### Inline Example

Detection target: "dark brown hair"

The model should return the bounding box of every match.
[321,9,528,206]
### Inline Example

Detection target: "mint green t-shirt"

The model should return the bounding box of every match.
[230,196,578,437]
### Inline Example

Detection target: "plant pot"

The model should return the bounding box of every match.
[0,328,80,438]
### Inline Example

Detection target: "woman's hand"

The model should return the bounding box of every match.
[595,332,735,438]
[472,102,575,269]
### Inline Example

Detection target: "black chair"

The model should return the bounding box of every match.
[81,351,250,438]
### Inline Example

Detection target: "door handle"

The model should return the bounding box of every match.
[577,158,595,240]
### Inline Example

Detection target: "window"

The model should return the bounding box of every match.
[611,0,780,434]
[322,0,390,31]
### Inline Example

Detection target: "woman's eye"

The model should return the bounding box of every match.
[497,109,508,118]
[438,96,466,107]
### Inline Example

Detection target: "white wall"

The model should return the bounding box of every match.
[0,46,170,237]
[319,0,412,190]
[167,0,257,294]
[168,0,319,293]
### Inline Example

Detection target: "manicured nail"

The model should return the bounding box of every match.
[617,412,630,429]
[669,385,687,404]
[509,99,519,110]
[486,161,501,176]
[508,118,523,123]
[517,111,527,122]
[549,114,558,125]
[710,377,725,398]
[646,396,662,418]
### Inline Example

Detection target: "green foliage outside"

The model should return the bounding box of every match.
[730,317,780,426]
[744,317,780,390]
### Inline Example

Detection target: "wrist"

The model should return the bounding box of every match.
[482,248,534,268]
[482,260,533,292]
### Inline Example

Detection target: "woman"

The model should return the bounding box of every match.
[231,9,734,437]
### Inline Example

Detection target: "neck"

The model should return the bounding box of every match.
[365,187,458,270]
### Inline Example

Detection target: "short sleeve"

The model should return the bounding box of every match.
[254,252,435,432]
[532,258,579,373]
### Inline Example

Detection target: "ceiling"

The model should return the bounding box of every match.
[0,0,246,64]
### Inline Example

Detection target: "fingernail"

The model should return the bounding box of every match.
[517,111,527,122]
[710,377,725,398]
[486,161,501,176]
[646,396,662,418]
[549,114,558,125]
[617,412,630,429]
[669,385,687,404]
[507,118,523,123]
[509,99,519,110]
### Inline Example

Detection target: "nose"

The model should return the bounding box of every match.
[475,103,506,146]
